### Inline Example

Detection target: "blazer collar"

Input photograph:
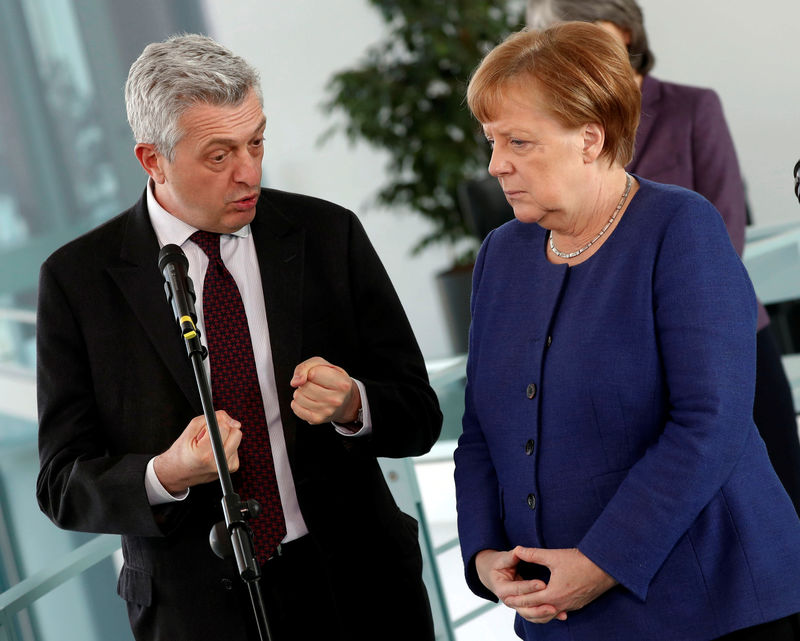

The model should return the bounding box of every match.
[249,191,305,459]
[109,190,202,410]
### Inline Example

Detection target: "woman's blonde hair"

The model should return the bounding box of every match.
[467,22,641,166]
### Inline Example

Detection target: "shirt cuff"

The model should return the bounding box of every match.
[145,457,190,505]
[333,378,372,437]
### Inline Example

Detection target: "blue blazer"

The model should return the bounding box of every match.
[454,178,800,640]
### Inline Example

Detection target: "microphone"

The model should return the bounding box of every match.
[794,159,800,204]
[158,244,200,341]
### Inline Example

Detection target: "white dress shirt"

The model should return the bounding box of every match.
[143,181,371,544]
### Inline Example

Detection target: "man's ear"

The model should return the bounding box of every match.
[582,123,605,164]
[134,143,166,183]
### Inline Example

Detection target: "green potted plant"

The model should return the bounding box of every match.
[322,0,524,352]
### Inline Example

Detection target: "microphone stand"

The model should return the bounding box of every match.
[161,251,274,641]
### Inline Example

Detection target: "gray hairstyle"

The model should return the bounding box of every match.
[526,0,655,75]
[125,33,262,160]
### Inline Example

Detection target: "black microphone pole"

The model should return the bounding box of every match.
[158,244,274,641]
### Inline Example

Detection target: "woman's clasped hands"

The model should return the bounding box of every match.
[475,546,618,624]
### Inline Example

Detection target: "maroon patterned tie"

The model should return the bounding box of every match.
[191,230,286,564]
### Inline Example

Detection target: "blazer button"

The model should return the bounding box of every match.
[527,493,536,510]
[526,383,537,399]
[221,578,233,591]
[546,335,552,348]
[525,439,535,455]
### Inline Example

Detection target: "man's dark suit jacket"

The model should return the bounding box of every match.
[36,187,442,640]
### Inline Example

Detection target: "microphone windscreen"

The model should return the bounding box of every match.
[158,244,188,272]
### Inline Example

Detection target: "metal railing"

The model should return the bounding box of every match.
[0,536,120,641]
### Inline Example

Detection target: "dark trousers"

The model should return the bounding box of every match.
[754,325,800,516]
[715,613,800,640]
[236,535,342,641]
[235,534,435,641]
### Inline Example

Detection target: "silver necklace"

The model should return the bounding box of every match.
[549,173,633,259]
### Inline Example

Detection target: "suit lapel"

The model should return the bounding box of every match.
[107,195,202,412]
[628,74,662,174]
[250,194,305,461]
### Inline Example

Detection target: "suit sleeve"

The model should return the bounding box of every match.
[453,231,509,601]
[35,259,174,537]
[343,211,442,458]
[577,198,758,600]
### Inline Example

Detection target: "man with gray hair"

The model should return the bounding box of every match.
[36,34,441,641]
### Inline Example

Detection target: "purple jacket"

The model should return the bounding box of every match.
[628,75,769,329]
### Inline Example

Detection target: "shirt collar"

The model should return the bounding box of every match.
[146,178,251,248]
